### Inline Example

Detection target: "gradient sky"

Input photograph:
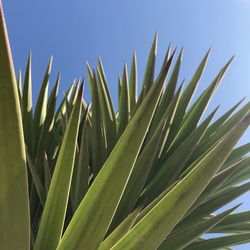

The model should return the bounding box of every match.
[3,1,250,249]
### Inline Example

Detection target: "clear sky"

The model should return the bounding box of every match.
[3,1,250,249]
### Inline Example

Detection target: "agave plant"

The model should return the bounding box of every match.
[1,3,250,250]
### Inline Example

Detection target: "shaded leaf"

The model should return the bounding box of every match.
[34,85,82,250]
[111,114,249,250]
[57,53,168,250]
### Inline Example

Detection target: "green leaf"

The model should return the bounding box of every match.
[158,205,240,250]
[55,81,76,123]
[185,233,250,250]
[26,148,46,206]
[129,52,137,112]
[209,221,250,234]
[97,57,116,123]
[184,181,250,226]
[158,48,183,115]
[190,101,250,164]
[133,180,180,226]
[141,107,218,204]
[118,75,122,111]
[210,210,250,233]
[143,48,176,141]
[57,55,166,250]
[195,158,248,205]
[0,4,30,249]
[35,73,60,177]
[168,57,234,154]
[111,114,249,250]
[141,33,157,96]
[43,153,51,194]
[166,49,210,145]
[223,157,250,187]
[17,69,22,104]
[22,52,33,152]
[202,97,245,140]
[211,222,250,233]
[33,57,52,152]
[99,207,142,250]
[86,62,93,94]
[149,48,182,134]
[118,63,130,137]
[161,43,171,70]
[71,107,89,211]
[90,72,106,176]
[97,66,117,153]
[151,82,184,159]
[224,142,250,166]
[110,80,184,232]
[34,85,82,250]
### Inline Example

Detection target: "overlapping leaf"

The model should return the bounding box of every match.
[0,11,250,250]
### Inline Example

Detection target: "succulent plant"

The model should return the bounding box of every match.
[0,2,250,250]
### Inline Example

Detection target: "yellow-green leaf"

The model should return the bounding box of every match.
[57,54,169,250]
[0,4,30,249]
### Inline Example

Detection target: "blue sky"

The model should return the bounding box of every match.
[4,1,250,249]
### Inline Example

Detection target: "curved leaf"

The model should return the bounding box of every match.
[0,4,30,249]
